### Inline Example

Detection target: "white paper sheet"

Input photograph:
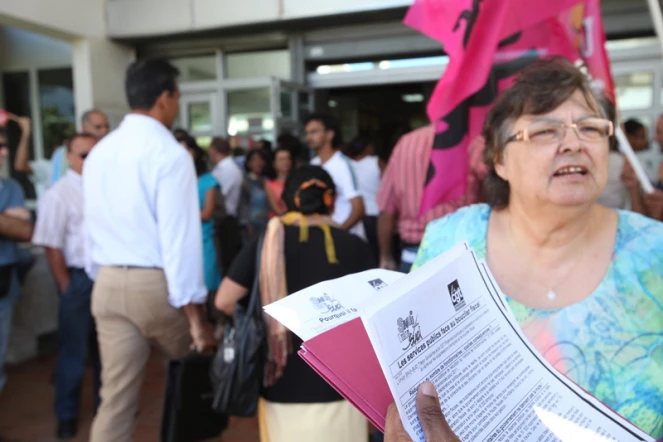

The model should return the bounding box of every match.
[263,268,404,341]
[360,245,654,442]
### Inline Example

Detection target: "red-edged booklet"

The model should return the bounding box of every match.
[298,317,391,431]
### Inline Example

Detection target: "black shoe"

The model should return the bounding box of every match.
[57,419,77,440]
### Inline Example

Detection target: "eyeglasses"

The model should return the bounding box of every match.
[506,118,614,145]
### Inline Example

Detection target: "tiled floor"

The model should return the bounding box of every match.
[0,351,259,442]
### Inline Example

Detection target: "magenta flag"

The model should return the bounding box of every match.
[406,0,615,215]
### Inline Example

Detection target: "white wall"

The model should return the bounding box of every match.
[0,0,106,39]
[0,26,72,71]
[106,0,411,38]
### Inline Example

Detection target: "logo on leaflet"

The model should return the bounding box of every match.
[447,280,466,311]
[310,293,344,314]
[368,278,388,291]
[397,310,422,351]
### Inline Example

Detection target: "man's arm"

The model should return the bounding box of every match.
[341,196,365,231]
[378,211,398,270]
[0,214,32,241]
[13,117,33,174]
[44,248,70,292]
[156,151,215,353]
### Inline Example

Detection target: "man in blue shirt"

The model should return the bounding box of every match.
[0,126,34,393]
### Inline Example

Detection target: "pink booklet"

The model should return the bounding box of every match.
[298,317,391,431]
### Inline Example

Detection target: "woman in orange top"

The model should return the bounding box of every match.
[266,147,293,218]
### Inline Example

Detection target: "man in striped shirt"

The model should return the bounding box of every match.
[376,126,487,273]
[32,133,100,440]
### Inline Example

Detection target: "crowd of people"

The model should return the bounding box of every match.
[0,55,660,442]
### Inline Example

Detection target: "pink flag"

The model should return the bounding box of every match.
[407,0,615,215]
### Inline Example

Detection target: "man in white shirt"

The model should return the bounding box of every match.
[49,110,110,188]
[209,137,245,273]
[83,60,215,442]
[32,133,101,440]
[306,113,366,239]
[209,137,243,216]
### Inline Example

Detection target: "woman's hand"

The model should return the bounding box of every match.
[385,382,460,442]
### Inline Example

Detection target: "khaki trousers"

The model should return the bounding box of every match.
[90,267,191,442]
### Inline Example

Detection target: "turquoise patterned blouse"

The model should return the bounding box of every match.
[412,204,663,438]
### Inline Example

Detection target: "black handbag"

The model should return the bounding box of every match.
[160,353,228,442]
[210,232,266,416]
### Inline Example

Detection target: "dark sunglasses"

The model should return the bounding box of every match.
[79,153,89,160]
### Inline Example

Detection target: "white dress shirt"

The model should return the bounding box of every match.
[32,170,86,268]
[352,155,381,217]
[311,151,366,240]
[211,156,244,217]
[83,114,206,308]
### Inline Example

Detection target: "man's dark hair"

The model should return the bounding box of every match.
[67,133,97,152]
[209,137,231,156]
[173,128,189,140]
[125,59,180,111]
[304,113,342,147]
[345,135,372,159]
[282,166,336,215]
[278,133,304,161]
[624,119,645,136]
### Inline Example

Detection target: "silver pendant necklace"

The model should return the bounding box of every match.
[546,290,557,301]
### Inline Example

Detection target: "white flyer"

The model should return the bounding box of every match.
[263,268,404,341]
[360,244,654,442]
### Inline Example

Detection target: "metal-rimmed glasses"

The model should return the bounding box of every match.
[506,118,614,145]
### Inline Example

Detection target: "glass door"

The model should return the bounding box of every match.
[178,92,219,148]
[222,77,313,150]
[274,80,314,140]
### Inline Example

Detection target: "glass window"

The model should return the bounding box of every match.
[38,68,76,160]
[227,88,273,143]
[280,90,293,119]
[614,72,653,111]
[170,54,217,82]
[299,92,311,116]
[226,50,290,79]
[188,101,212,133]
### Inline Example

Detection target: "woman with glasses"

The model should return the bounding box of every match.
[409,58,663,438]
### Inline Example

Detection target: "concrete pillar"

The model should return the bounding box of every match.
[72,37,135,130]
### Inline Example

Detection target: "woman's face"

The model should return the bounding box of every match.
[495,90,609,209]
[248,153,266,175]
[274,150,293,176]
